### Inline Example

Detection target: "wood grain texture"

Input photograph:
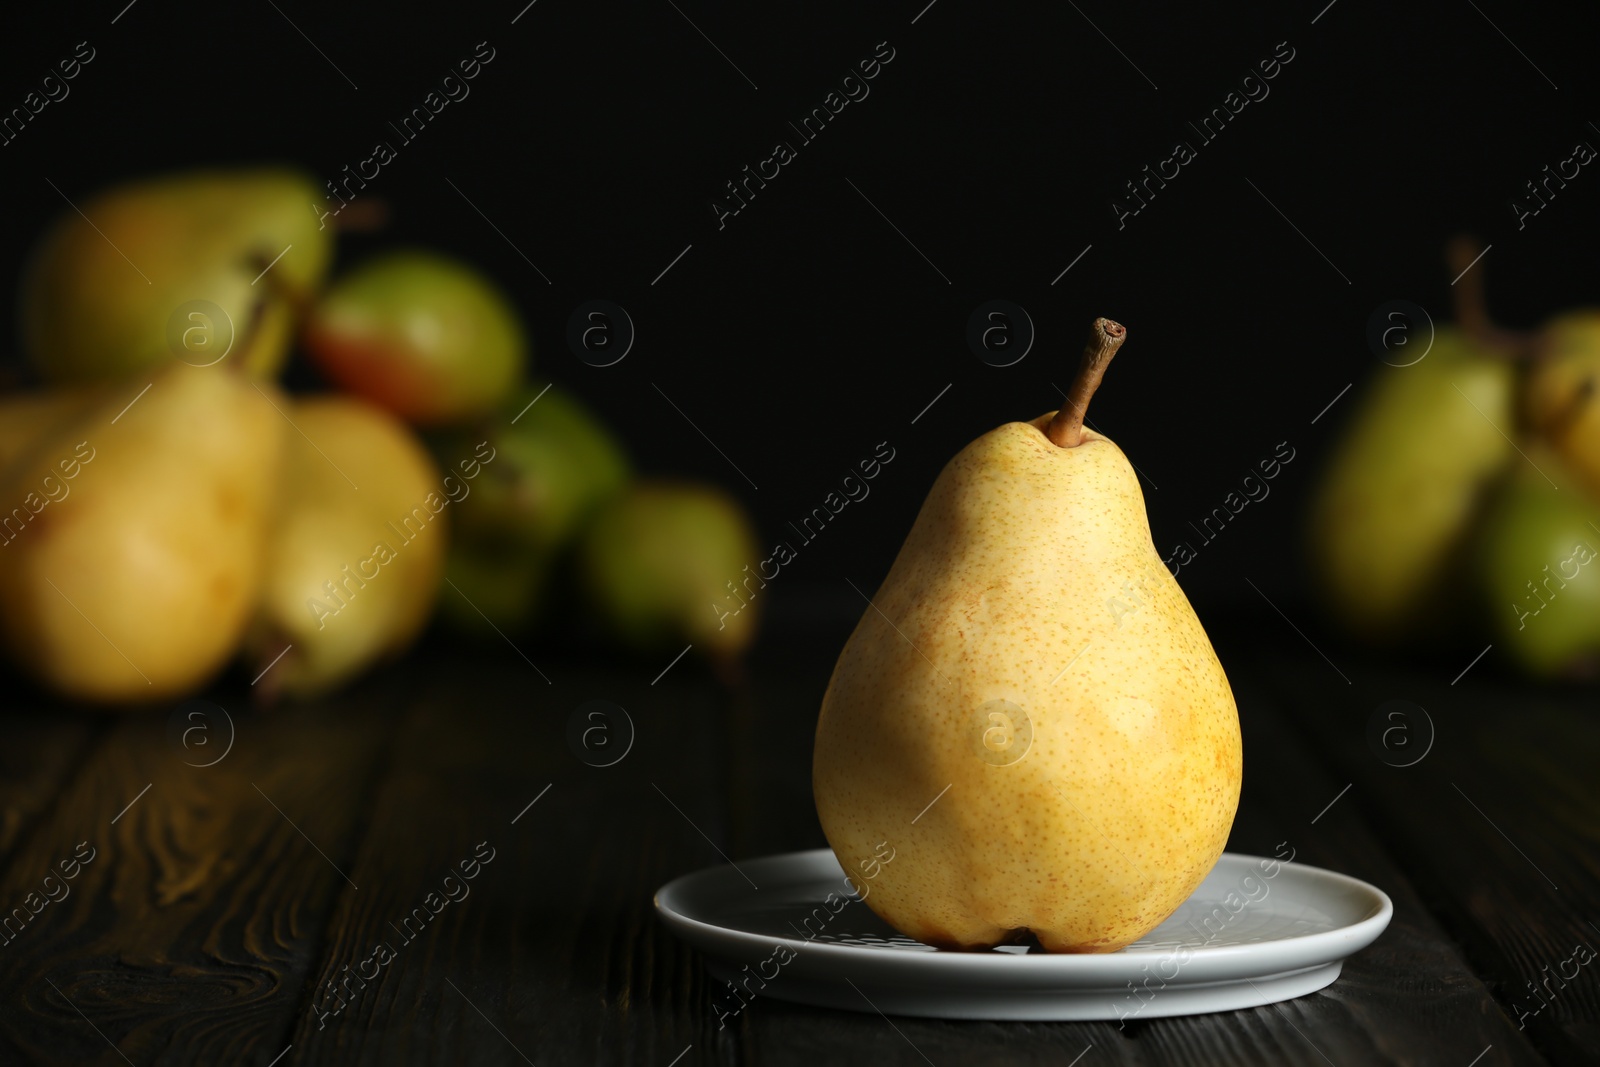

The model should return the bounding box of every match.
[285,646,736,1067]
[0,673,411,1065]
[0,704,100,864]
[0,630,1584,1066]
[1258,647,1600,1066]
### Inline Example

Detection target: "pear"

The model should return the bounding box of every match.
[304,250,526,425]
[435,385,630,633]
[1308,327,1515,637]
[439,386,629,551]
[0,364,285,703]
[1476,447,1600,679]
[813,319,1241,953]
[574,481,760,663]
[1526,310,1600,497]
[21,168,333,383]
[245,396,446,698]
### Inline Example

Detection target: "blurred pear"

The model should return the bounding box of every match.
[245,397,446,698]
[575,481,760,662]
[1309,328,1515,637]
[304,250,525,425]
[0,364,285,703]
[1476,447,1600,679]
[435,385,629,634]
[1526,310,1600,497]
[443,386,629,552]
[21,167,333,383]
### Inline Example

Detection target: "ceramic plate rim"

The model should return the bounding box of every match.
[655,848,1393,980]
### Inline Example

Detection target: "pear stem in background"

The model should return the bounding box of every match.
[1447,235,1490,340]
[1046,317,1126,448]
[334,198,390,233]
[1446,234,1543,360]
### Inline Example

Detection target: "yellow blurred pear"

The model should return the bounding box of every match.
[0,363,285,702]
[1526,309,1600,497]
[245,397,446,697]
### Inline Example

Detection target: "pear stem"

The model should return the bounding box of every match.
[1447,235,1491,340]
[1445,235,1541,360]
[1046,317,1126,448]
[333,198,390,233]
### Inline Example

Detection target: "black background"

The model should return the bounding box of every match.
[2,0,1597,638]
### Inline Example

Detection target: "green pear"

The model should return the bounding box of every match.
[441,385,629,552]
[21,168,333,383]
[813,319,1241,953]
[1308,327,1515,638]
[304,250,526,425]
[0,364,285,703]
[1477,447,1600,678]
[245,396,446,697]
[436,385,630,633]
[575,481,761,662]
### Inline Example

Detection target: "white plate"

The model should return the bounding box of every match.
[655,849,1392,1021]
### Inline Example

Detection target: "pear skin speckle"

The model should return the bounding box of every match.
[813,414,1242,953]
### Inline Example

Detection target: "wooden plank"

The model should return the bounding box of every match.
[0,631,1564,1065]
[717,637,1548,1066]
[0,704,101,864]
[0,673,410,1065]
[1258,645,1600,1066]
[283,647,738,1067]
[1129,670,1545,1066]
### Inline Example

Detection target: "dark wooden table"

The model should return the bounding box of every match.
[0,619,1594,1066]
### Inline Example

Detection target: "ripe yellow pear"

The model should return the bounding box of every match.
[0,364,285,702]
[244,397,446,697]
[813,319,1241,953]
